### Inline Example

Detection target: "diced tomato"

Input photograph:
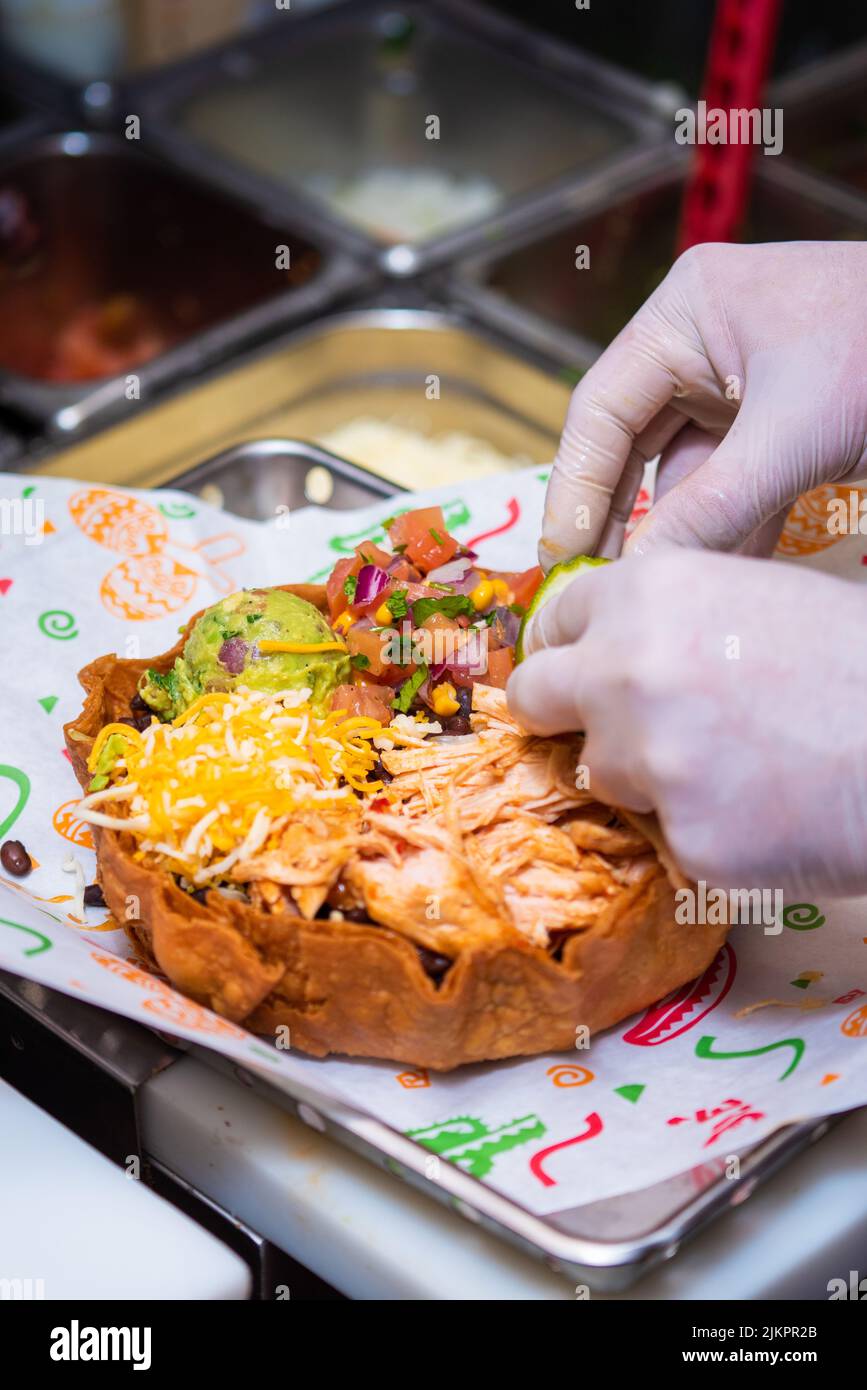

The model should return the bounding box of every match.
[477,646,514,689]
[353,540,393,570]
[387,556,421,584]
[347,625,391,677]
[487,565,542,612]
[330,683,392,725]
[326,556,359,620]
[388,506,458,575]
[501,565,543,612]
[449,667,475,690]
[387,506,442,548]
[406,529,458,575]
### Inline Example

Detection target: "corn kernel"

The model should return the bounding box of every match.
[333,611,355,635]
[469,578,494,612]
[491,578,512,602]
[374,601,393,625]
[431,681,461,717]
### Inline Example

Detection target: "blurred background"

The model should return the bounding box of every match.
[0,0,864,516]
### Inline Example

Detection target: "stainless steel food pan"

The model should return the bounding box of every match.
[0,129,367,435]
[772,39,867,203]
[36,306,572,492]
[168,437,402,522]
[448,156,867,369]
[132,0,677,277]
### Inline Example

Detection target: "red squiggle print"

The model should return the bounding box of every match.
[529,1111,603,1187]
[622,944,736,1047]
[465,497,521,551]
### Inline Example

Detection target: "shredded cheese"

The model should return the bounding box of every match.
[257,640,347,654]
[78,687,385,888]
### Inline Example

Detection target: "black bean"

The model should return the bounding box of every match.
[441,713,472,735]
[1,839,31,877]
[83,883,106,907]
[118,712,152,731]
[417,946,452,985]
[130,692,149,712]
[367,757,392,784]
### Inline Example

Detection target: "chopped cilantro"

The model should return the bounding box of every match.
[509,602,526,617]
[392,663,428,713]
[392,543,408,554]
[388,589,409,620]
[429,527,445,546]
[380,515,397,529]
[350,653,370,670]
[412,594,474,626]
[146,668,180,700]
[343,574,358,600]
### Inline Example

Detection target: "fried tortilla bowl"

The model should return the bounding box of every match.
[64,584,727,1071]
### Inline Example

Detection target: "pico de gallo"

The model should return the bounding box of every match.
[325,505,542,733]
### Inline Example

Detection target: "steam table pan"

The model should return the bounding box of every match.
[448,156,867,370]
[132,0,676,277]
[0,129,365,436]
[773,40,867,204]
[33,306,572,493]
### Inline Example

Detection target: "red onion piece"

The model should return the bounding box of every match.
[425,557,473,585]
[218,637,247,674]
[490,606,521,647]
[355,563,390,606]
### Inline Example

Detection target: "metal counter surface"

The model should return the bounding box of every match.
[139,1054,867,1301]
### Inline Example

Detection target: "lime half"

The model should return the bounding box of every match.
[515,555,611,663]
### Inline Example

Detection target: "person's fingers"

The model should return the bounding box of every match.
[594,408,687,558]
[507,653,654,811]
[538,316,692,571]
[626,397,802,555]
[507,646,587,735]
[740,505,790,557]
[653,423,719,501]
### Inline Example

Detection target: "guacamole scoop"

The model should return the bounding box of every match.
[139,588,349,720]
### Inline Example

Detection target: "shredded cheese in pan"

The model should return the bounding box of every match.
[78,686,386,887]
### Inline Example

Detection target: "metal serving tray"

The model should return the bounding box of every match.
[132,0,676,277]
[195,1040,838,1293]
[0,129,365,436]
[169,437,402,519]
[773,40,867,202]
[35,306,571,492]
[448,155,867,370]
[159,433,837,1293]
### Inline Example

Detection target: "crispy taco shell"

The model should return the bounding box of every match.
[64,585,727,1070]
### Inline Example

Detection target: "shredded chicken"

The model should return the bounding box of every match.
[230,686,666,952]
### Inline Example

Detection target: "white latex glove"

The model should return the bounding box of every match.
[539,240,867,567]
[508,550,867,896]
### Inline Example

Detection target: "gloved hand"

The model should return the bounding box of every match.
[539,240,867,568]
[508,549,867,896]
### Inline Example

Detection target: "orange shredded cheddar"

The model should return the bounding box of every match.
[79,686,382,887]
[257,640,348,654]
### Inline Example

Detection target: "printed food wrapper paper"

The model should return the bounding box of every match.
[0,467,866,1215]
